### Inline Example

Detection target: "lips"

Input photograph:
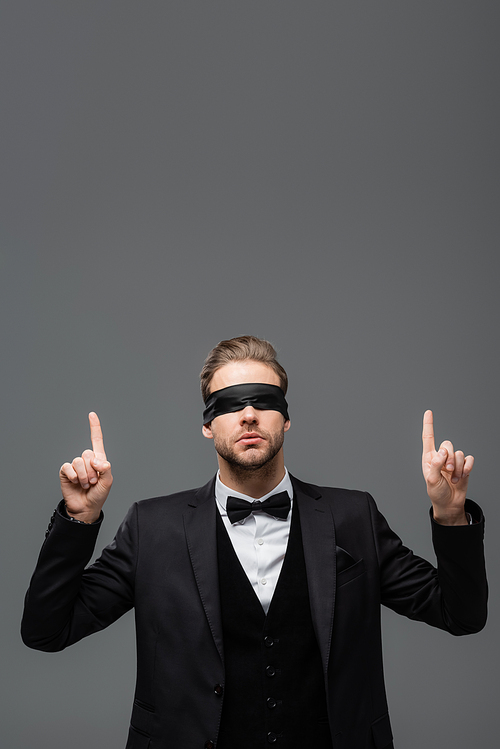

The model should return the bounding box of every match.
[237,432,264,445]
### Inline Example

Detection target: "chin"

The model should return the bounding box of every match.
[214,432,284,472]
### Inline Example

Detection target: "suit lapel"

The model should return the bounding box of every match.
[183,474,337,672]
[183,476,224,664]
[291,475,337,673]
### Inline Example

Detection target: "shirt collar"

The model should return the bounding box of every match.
[215,468,293,516]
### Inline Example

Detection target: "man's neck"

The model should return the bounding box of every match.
[218,457,286,499]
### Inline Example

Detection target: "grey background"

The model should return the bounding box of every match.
[1,2,498,747]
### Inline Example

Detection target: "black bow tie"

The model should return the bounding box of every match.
[226,491,291,524]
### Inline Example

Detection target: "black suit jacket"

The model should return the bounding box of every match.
[21,475,487,749]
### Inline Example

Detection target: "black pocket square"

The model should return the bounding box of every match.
[335,545,357,574]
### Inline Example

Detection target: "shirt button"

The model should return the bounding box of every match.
[264,636,274,647]
[214,684,223,696]
[265,665,276,677]
[267,697,277,709]
[267,732,278,743]
[204,741,215,749]
[261,578,267,585]
[257,538,264,545]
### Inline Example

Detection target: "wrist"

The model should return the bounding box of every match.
[432,508,469,526]
[65,507,101,525]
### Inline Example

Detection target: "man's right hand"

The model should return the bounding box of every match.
[59,412,113,523]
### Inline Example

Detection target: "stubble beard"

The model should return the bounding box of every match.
[213,428,285,482]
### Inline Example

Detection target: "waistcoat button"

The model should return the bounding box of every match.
[264,636,274,647]
[265,665,276,677]
[204,741,215,749]
[267,732,278,743]
[214,684,223,696]
[267,697,277,709]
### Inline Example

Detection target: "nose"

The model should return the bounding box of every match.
[240,405,259,425]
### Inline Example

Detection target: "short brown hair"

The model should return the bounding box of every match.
[200,335,288,402]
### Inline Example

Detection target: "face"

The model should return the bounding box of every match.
[202,361,291,472]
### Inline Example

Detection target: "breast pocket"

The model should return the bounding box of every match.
[336,557,366,587]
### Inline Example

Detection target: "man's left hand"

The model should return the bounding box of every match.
[422,410,474,525]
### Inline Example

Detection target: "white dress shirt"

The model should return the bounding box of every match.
[215,469,294,614]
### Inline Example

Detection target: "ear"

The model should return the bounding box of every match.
[284,419,291,433]
[202,423,214,440]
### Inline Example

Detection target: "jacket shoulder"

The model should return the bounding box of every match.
[133,476,216,516]
[136,487,198,509]
[291,474,370,503]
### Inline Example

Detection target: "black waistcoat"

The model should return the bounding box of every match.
[215,501,333,749]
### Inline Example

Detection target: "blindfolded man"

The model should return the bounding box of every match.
[22,335,487,749]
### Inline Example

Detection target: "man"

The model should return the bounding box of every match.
[22,336,487,749]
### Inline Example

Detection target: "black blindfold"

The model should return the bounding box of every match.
[203,383,289,424]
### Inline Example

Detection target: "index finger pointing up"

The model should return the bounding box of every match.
[89,412,107,460]
[422,409,436,455]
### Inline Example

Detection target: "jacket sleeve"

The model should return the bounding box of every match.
[368,495,488,635]
[21,500,138,652]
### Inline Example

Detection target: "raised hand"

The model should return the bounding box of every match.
[59,412,113,523]
[421,410,474,525]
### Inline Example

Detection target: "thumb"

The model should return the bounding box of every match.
[427,448,447,486]
[91,457,110,472]
[91,457,112,485]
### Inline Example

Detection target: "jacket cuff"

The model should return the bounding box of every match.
[431,499,485,570]
[43,499,104,540]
